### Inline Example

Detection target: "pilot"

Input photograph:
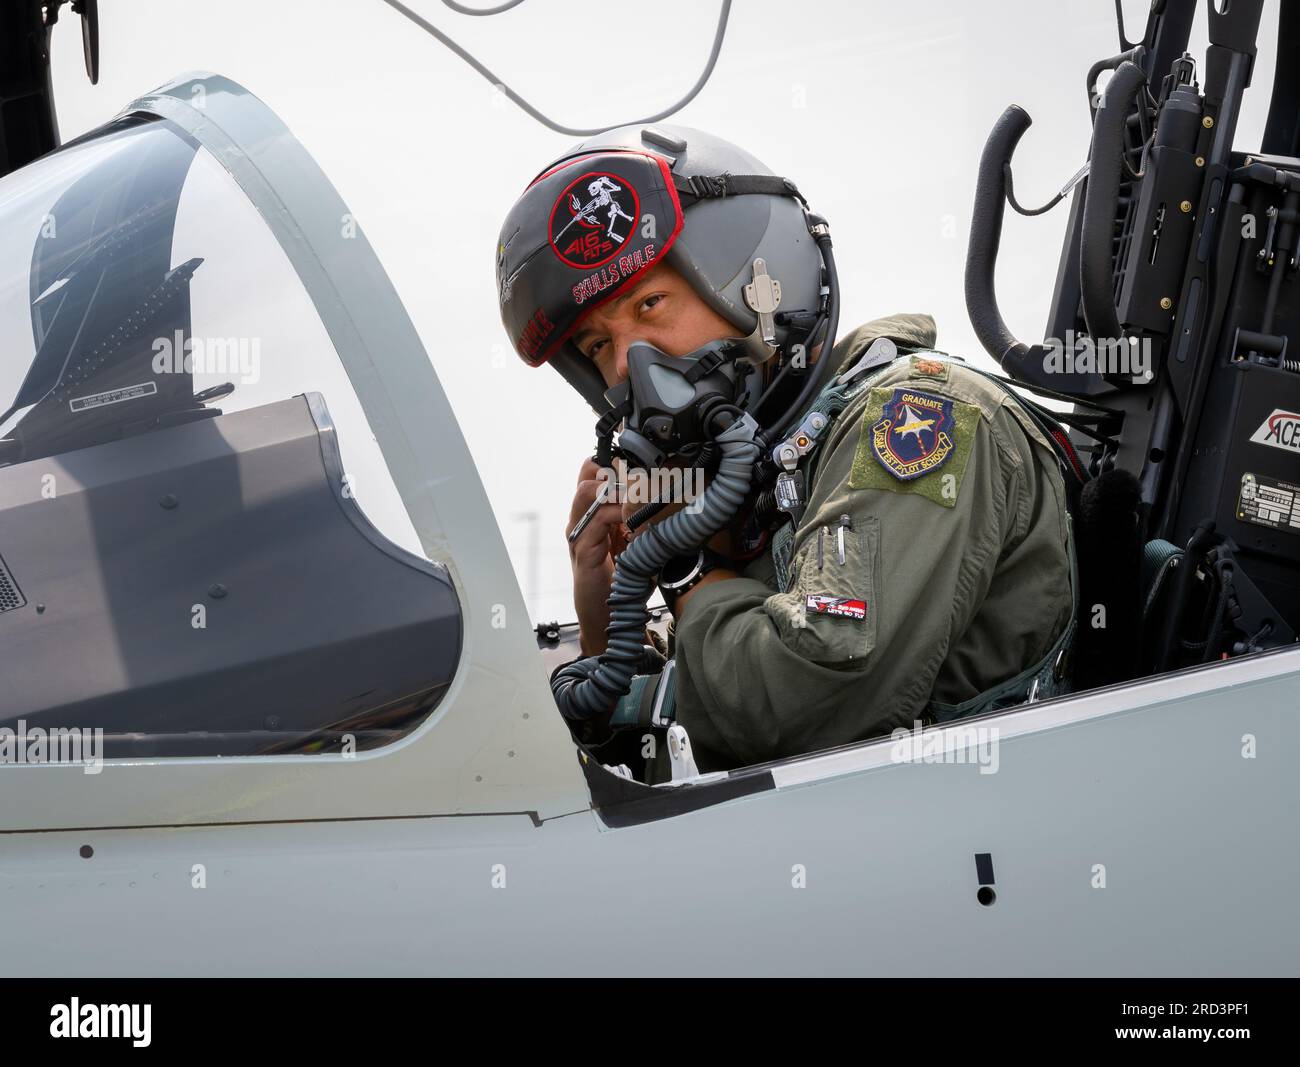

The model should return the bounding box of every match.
[495,124,1075,774]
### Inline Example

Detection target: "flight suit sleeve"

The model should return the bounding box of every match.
[671,364,1062,770]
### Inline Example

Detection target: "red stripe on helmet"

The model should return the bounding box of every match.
[525,152,686,368]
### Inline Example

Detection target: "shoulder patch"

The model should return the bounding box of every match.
[870,388,957,480]
[849,387,979,507]
[910,355,949,380]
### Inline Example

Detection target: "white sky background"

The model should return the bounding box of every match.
[50,0,1280,623]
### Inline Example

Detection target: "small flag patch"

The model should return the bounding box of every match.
[805,594,867,620]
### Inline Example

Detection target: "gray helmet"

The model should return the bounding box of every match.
[496,123,827,413]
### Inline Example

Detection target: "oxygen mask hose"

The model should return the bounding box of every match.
[552,409,760,720]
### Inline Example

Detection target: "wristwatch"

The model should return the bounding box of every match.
[657,547,730,614]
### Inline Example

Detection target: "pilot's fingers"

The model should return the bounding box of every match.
[577,456,602,485]
[569,477,614,527]
[568,503,625,568]
[576,454,623,484]
[608,520,631,560]
[567,499,622,542]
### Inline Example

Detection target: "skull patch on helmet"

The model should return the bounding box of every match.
[548,172,641,269]
[497,150,684,367]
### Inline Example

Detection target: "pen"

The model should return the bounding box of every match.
[568,481,620,543]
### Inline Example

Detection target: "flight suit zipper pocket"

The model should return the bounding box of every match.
[767,514,880,665]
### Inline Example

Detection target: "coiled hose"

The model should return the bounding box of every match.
[552,410,760,720]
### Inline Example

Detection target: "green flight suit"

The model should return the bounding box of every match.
[670,313,1074,772]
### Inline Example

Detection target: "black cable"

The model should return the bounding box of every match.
[761,233,841,448]
[378,0,734,136]
[625,441,718,533]
[1004,160,1091,218]
[625,500,669,532]
[752,309,825,420]
[1121,91,1157,181]
[1004,162,1065,217]
[983,373,1125,415]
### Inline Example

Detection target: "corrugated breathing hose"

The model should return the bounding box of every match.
[551,409,760,720]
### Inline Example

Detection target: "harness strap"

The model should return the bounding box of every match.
[770,343,924,591]
[609,659,679,728]
[953,365,1092,492]
[1141,537,1185,622]
[672,172,809,209]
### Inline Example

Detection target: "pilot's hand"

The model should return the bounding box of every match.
[567,457,626,656]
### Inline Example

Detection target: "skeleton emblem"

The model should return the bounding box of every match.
[556,176,635,244]
[548,169,642,267]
